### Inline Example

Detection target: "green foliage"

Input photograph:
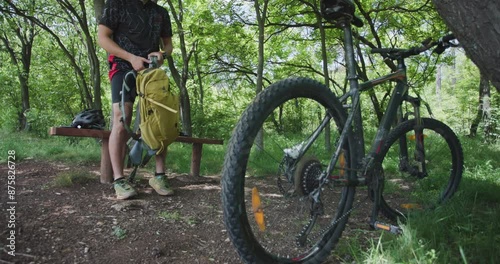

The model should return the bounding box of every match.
[0,107,20,132]
[419,50,500,140]
[2,0,496,143]
[24,108,65,137]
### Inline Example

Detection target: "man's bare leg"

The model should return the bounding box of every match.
[155,150,166,174]
[110,102,137,199]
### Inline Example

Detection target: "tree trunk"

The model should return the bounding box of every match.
[451,48,457,90]
[167,0,193,136]
[0,14,35,131]
[8,1,95,109]
[254,0,269,150]
[436,64,442,101]
[18,70,30,130]
[93,0,105,22]
[63,0,102,110]
[193,42,204,116]
[433,0,500,91]
[469,74,491,137]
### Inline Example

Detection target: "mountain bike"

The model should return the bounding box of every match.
[221,1,464,263]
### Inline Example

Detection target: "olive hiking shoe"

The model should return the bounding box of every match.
[149,174,174,196]
[114,178,137,200]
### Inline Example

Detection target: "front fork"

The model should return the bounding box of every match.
[370,94,426,233]
[397,95,427,178]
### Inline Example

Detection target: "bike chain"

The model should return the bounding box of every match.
[296,191,370,247]
[276,158,290,196]
[296,161,374,247]
[274,137,375,247]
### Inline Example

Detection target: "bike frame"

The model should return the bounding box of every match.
[297,21,426,193]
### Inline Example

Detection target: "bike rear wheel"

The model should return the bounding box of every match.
[221,77,355,263]
[377,118,464,220]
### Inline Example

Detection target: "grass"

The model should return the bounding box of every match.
[165,141,225,175]
[0,130,225,175]
[0,131,101,164]
[158,210,182,221]
[158,210,197,225]
[355,136,500,263]
[51,170,96,187]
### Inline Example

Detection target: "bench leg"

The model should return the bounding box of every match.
[100,138,113,183]
[191,143,202,177]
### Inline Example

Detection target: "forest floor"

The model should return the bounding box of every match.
[0,159,378,264]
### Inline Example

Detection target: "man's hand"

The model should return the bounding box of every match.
[130,55,149,71]
[148,51,165,66]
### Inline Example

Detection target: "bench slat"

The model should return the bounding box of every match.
[49,127,223,145]
[49,126,223,181]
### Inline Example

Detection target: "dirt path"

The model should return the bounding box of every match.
[0,160,242,264]
[0,160,379,264]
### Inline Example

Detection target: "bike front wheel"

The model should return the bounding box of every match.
[377,118,464,220]
[221,77,355,263]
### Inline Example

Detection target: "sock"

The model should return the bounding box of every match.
[113,177,125,183]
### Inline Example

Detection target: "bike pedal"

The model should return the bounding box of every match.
[373,221,402,234]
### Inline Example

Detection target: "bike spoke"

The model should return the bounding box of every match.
[222,77,354,263]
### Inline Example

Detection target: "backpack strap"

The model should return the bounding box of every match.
[123,71,137,92]
[143,97,178,113]
[120,70,139,139]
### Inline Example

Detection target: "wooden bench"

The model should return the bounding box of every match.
[49,127,223,183]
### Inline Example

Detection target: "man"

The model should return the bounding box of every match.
[98,0,174,199]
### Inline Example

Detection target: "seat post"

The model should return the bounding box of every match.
[341,20,366,162]
[342,22,359,89]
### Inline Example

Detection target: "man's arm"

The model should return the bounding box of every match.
[161,36,173,57]
[97,24,149,71]
[149,36,173,66]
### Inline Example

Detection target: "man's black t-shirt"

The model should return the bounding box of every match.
[100,0,173,73]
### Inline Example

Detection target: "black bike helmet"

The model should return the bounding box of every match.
[320,0,363,27]
[71,109,106,130]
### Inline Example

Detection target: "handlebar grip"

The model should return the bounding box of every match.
[440,33,455,43]
[352,15,363,28]
[433,33,456,54]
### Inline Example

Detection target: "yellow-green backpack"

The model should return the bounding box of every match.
[136,68,180,155]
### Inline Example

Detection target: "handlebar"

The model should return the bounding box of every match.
[370,33,457,60]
